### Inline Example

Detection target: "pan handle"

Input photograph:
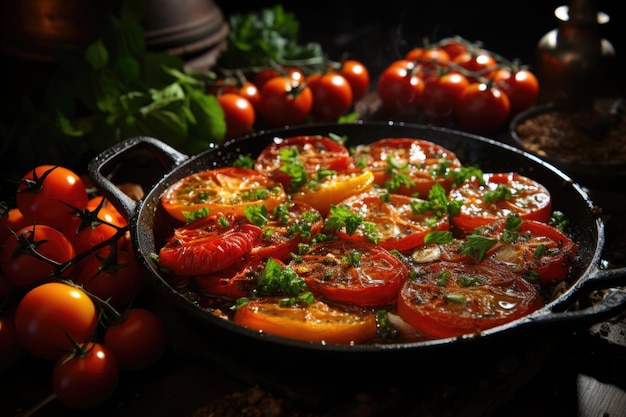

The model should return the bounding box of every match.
[87,136,190,220]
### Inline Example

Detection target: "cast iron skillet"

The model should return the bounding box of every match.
[88,121,626,369]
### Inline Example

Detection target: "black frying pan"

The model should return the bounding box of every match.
[88,121,626,376]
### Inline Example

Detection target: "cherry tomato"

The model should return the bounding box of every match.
[1,224,76,287]
[73,248,146,308]
[352,137,462,198]
[422,71,470,122]
[0,207,29,244]
[338,59,370,102]
[103,308,168,370]
[158,215,262,275]
[452,49,498,82]
[52,342,119,409]
[377,60,425,117]
[14,282,97,360]
[0,313,22,372]
[438,37,469,61]
[257,76,313,128]
[252,66,304,90]
[397,261,543,339]
[335,189,450,251]
[210,78,261,109]
[217,93,256,140]
[307,72,353,122]
[449,172,552,233]
[16,165,88,229]
[289,240,408,306]
[455,82,511,134]
[492,67,540,116]
[62,206,127,256]
[233,298,377,344]
[404,46,451,77]
[160,166,287,222]
[254,135,353,192]
[475,218,579,285]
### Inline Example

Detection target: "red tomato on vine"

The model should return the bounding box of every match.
[455,82,511,134]
[307,72,353,122]
[257,76,313,128]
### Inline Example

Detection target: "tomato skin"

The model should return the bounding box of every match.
[455,82,511,134]
[52,342,119,409]
[161,166,287,222]
[397,262,543,339]
[377,61,425,117]
[449,172,552,233]
[438,37,469,61]
[16,165,88,229]
[15,282,97,360]
[62,206,127,256]
[1,224,76,287]
[492,68,540,116]
[452,49,498,82]
[422,71,470,122]
[0,313,22,372]
[103,308,168,370]
[217,93,256,140]
[289,240,408,306]
[158,215,262,276]
[307,72,353,122]
[233,298,377,344]
[338,59,370,102]
[0,207,29,244]
[257,76,313,128]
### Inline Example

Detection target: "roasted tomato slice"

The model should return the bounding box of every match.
[158,215,262,275]
[233,298,378,344]
[254,135,352,190]
[449,172,552,233]
[289,240,408,306]
[160,167,287,222]
[334,189,450,252]
[352,138,462,198]
[474,217,579,285]
[397,261,544,339]
[195,255,268,299]
[250,201,324,261]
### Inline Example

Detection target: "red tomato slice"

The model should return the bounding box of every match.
[449,172,552,233]
[352,138,462,198]
[475,218,579,285]
[397,261,543,339]
[249,201,323,261]
[160,167,287,222]
[254,135,352,190]
[289,240,408,306]
[335,190,450,251]
[195,255,267,299]
[233,298,377,344]
[158,215,262,275]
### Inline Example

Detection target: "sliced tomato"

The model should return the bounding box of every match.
[397,261,544,339]
[291,169,375,216]
[194,255,267,299]
[335,190,450,251]
[289,240,408,306]
[233,298,377,344]
[449,172,552,233]
[254,135,352,191]
[475,218,579,285]
[250,200,324,261]
[158,215,262,275]
[352,138,462,198]
[160,167,287,222]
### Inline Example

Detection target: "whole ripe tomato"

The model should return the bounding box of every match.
[438,37,469,61]
[103,308,168,370]
[422,71,470,122]
[16,165,88,230]
[492,67,540,115]
[0,207,29,244]
[14,282,97,360]
[217,93,256,140]
[453,49,498,82]
[0,313,22,372]
[62,206,127,256]
[74,248,146,308]
[455,82,511,134]
[257,76,313,128]
[377,60,425,117]
[404,46,451,77]
[338,59,370,102]
[52,342,119,409]
[1,224,76,287]
[252,66,304,90]
[307,71,353,122]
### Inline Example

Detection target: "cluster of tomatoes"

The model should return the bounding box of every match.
[0,165,168,410]
[377,36,540,134]
[211,59,371,139]
[153,134,578,344]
